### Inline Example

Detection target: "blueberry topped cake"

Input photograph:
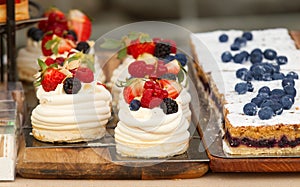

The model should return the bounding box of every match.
[191,28,300,155]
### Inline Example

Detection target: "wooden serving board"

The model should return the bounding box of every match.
[190,31,300,172]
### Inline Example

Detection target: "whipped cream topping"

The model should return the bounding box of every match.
[115,98,190,158]
[17,39,43,81]
[191,28,300,127]
[31,81,112,142]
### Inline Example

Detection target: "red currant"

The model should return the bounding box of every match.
[45,57,55,66]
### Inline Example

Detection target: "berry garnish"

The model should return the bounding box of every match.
[246,81,254,92]
[54,57,65,66]
[258,86,271,95]
[154,42,171,58]
[234,82,248,94]
[233,53,245,64]
[284,85,297,97]
[234,37,247,47]
[174,53,188,66]
[68,9,92,41]
[63,77,82,94]
[242,32,253,41]
[45,57,55,66]
[236,68,248,80]
[42,35,76,56]
[219,34,228,42]
[128,60,147,78]
[250,51,263,64]
[122,79,144,104]
[230,43,240,51]
[276,56,288,65]
[74,67,94,83]
[263,49,277,60]
[66,30,78,42]
[243,102,257,116]
[258,106,274,120]
[129,99,141,111]
[127,40,155,59]
[281,95,294,110]
[286,71,299,80]
[41,68,66,92]
[158,79,182,99]
[28,27,44,41]
[160,98,178,114]
[282,78,295,87]
[221,51,232,62]
[76,41,90,54]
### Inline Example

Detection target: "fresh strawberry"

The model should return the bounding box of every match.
[127,40,155,59]
[41,68,66,92]
[158,79,182,99]
[123,79,144,104]
[38,8,67,33]
[165,59,180,74]
[68,9,91,41]
[44,57,55,66]
[43,35,76,56]
[74,67,94,83]
[41,34,54,56]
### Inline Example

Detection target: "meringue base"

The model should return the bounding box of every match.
[32,125,106,143]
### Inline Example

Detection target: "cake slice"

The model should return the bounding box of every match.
[191,28,300,155]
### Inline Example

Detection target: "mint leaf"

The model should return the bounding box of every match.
[127,32,139,41]
[45,39,56,50]
[177,68,185,84]
[38,59,47,71]
[100,39,122,49]
[140,34,152,43]
[117,47,127,59]
[52,42,59,55]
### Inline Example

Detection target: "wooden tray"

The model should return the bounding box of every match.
[190,30,300,172]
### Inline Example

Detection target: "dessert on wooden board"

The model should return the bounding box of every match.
[191,28,300,155]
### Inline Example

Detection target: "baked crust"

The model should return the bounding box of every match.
[0,0,29,23]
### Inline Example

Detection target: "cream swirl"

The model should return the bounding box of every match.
[115,99,190,158]
[31,82,112,143]
[17,39,43,82]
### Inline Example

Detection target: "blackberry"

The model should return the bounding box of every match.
[160,98,178,114]
[63,77,82,94]
[67,30,78,42]
[76,41,90,54]
[154,42,171,58]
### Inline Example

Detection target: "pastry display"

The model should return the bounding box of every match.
[16,8,104,82]
[191,28,300,155]
[102,32,191,121]
[0,0,29,23]
[31,51,112,143]
[101,33,192,157]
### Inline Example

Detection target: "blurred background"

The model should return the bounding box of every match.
[17,0,300,47]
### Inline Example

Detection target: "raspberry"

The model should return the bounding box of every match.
[54,57,65,66]
[160,98,178,114]
[140,88,163,109]
[154,42,171,58]
[45,57,55,66]
[75,67,94,83]
[63,77,82,94]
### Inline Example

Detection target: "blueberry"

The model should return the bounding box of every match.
[250,52,263,64]
[164,55,175,63]
[129,99,141,111]
[27,27,38,37]
[257,92,270,100]
[276,56,288,65]
[285,94,295,104]
[282,78,295,87]
[251,97,264,107]
[260,99,275,108]
[271,64,280,73]
[242,32,253,41]
[234,82,248,94]
[219,34,229,42]
[67,30,78,42]
[272,72,285,80]
[175,53,188,66]
[270,102,283,115]
[262,63,274,74]
[230,43,240,51]
[281,95,294,110]
[271,89,286,98]
[251,65,264,80]
[284,85,297,97]
[234,37,247,47]
[262,73,272,81]
[31,28,44,41]
[243,71,253,81]
[250,48,263,55]
[258,86,271,95]
[221,51,232,62]
[240,51,249,61]
[243,102,257,116]
[286,71,299,80]
[247,81,254,92]
[263,49,277,60]
[76,41,90,54]
[233,53,244,64]
[236,68,248,79]
[258,106,274,120]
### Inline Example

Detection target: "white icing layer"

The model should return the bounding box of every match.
[31,82,112,142]
[115,99,190,158]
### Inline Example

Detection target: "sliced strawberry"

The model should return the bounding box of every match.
[41,34,54,56]
[68,9,91,41]
[127,40,155,59]
[41,68,66,92]
[74,67,94,83]
[43,35,76,56]
[165,59,180,74]
[158,79,182,99]
[57,38,75,54]
[123,79,144,104]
